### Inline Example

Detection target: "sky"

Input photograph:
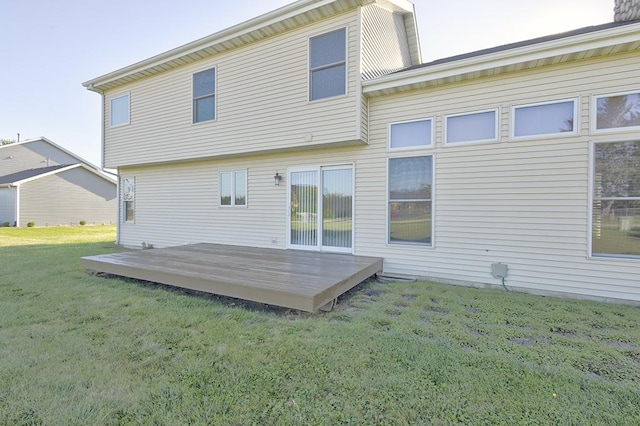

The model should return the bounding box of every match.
[1,0,614,167]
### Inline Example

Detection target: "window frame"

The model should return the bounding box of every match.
[308,27,348,102]
[511,98,578,140]
[122,177,135,223]
[219,169,247,208]
[192,67,217,124]
[388,118,434,151]
[110,92,130,128]
[386,154,435,247]
[444,108,499,145]
[588,139,640,260]
[591,90,640,134]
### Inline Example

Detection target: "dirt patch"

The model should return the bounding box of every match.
[601,340,637,349]
[511,337,535,347]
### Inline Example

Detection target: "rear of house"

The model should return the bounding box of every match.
[84,0,640,304]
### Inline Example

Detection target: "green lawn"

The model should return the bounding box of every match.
[1,226,639,424]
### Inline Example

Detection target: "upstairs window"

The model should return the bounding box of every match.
[110,93,130,127]
[220,170,247,207]
[309,28,346,101]
[389,119,433,150]
[193,68,216,123]
[512,99,577,138]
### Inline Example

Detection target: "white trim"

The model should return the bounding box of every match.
[110,92,130,128]
[363,22,640,96]
[444,108,499,146]
[387,117,434,151]
[591,89,640,134]
[218,169,247,208]
[308,26,349,103]
[386,154,435,247]
[286,163,355,253]
[192,66,217,125]
[510,98,579,141]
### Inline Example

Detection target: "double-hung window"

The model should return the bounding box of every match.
[110,93,130,127]
[309,28,346,101]
[388,156,433,245]
[591,141,640,258]
[220,170,247,207]
[193,68,216,123]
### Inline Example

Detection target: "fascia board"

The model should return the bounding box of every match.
[363,23,640,95]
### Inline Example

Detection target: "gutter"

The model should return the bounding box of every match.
[363,20,640,95]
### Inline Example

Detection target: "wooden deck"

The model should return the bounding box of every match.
[82,244,383,312]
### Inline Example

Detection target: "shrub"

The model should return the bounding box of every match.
[1,222,9,227]
[79,220,87,226]
[27,222,35,228]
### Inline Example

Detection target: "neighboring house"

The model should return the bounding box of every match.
[83,0,640,304]
[0,137,117,226]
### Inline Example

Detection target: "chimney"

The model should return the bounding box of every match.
[614,0,640,22]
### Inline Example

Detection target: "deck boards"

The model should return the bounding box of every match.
[82,244,383,312]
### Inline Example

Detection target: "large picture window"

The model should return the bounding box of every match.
[110,93,130,127]
[594,91,640,132]
[591,141,640,258]
[388,156,433,245]
[220,170,247,207]
[309,28,346,101]
[193,68,216,123]
[389,119,432,150]
[445,109,497,144]
[512,99,576,138]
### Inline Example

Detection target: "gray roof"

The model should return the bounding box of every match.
[0,164,72,185]
[400,20,640,73]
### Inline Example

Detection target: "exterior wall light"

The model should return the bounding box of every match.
[274,171,282,186]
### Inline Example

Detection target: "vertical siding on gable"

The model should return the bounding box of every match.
[104,12,363,168]
[19,168,116,226]
[0,188,17,225]
[360,4,412,80]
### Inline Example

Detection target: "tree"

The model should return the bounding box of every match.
[0,139,15,145]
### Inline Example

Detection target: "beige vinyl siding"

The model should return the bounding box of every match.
[360,4,412,80]
[363,50,640,303]
[117,147,364,249]
[0,188,17,225]
[104,12,363,169]
[0,141,77,176]
[19,168,116,226]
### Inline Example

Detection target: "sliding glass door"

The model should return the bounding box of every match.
[288,165,353,252]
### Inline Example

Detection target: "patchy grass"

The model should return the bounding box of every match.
[0,226,639,424]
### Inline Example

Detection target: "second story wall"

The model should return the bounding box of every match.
[103,11,363,168]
